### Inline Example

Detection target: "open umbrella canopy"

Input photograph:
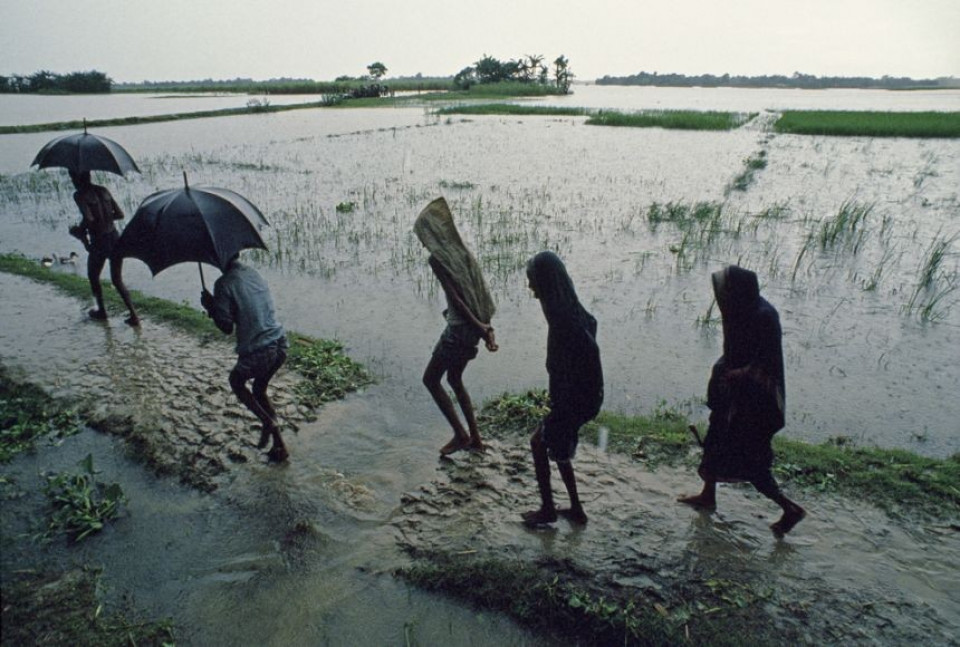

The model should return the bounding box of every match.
[31,126,140,176]
[116,180,269,276]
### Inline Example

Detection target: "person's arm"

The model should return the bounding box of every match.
[430,257,498,351]
[70,193,92,249]
[201,283,235,335]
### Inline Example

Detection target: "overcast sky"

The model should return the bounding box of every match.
[2,0,957,83]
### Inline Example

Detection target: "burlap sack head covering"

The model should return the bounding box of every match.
[414,197,496,323]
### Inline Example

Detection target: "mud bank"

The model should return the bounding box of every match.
[2,270,959,645]
[0,273,314,491]
[393,438,960,645]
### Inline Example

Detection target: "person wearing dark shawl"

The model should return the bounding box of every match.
[523,251,603,526]
[679,265,805,537]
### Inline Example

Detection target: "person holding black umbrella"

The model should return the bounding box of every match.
[201,252,289,463]
[68,170,140,326]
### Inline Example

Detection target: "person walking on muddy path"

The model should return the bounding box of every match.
[522,251,603,527]
[414,197,498,456]
[201,252,290,462]
[678,265,805,537]
[67,170,140,326]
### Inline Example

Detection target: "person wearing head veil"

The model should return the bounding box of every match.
[522,251,603,526]
[679,265,805,537]
[414,198,498,456]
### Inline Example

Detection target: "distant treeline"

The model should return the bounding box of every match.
[115,76,454,94]
[596,72,959,90]
[1,70,112,93]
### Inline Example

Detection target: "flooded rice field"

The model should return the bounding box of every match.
[2,86,959,456]
[1,86,959,644]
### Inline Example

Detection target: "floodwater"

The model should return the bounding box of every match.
[1,85,958,455]
[1,86,959,644]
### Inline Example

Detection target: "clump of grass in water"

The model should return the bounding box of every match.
[40,453,125,543]
[817,200,873,252]
[0,368,81,462]
[905,230,959,322]
[728,150,768,193]
[286,335,375,409]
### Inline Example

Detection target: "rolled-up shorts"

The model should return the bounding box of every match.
[431,324,481,366]
[88,229,120,265]
[233,337,288,382]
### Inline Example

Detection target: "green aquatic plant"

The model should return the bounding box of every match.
[41,454,126,542]
[0,369,81,462]
[286,335,375,409]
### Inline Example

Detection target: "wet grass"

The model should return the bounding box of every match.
[0,365,81,463]
[0,568,175,647]
[774,110,960,138]
[477,392,960,519]
[587,109,755,131]
[40,454,125,543]
[0,253,374,408]
[433,105,754,130]
[399,550,800,647]
[435,103,588,117]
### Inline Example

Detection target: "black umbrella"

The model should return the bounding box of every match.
[31,120,140,176]
[116,172,268,288]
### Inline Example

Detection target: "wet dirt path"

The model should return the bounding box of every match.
[2,271,958,645]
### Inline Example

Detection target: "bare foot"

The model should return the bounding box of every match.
[88,308,108,321]
[467,439,486,453]
[771,505,806,538]
[677,493,717,510]
[125,315,140,327]
[439,435,471,456]
[522,508,558,526]
[557,507,588,525]
[267,445,289,463]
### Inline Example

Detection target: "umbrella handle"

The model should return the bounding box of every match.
[199,262,207,292]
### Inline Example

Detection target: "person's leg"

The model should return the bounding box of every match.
[522,424,558,525]
[87,250,108,319]
[252,347,286,452]
[556,460,587,525]
[423,354,470,455]
[678,475,718,510]
[108,256,139,326]
[753,472,805,537]
[445,359,483,451]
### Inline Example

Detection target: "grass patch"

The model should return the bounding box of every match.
[0,568,175,646]
[587,109,755,131]
[0,252,374,409]
[433,105,754,131]
[435,103,588,117]
[0,366,81,463]
[40,454,125,543]
[399,552,797,647]
[773,110,960,138]
[286,336,374,409]
[477,392,960,519]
